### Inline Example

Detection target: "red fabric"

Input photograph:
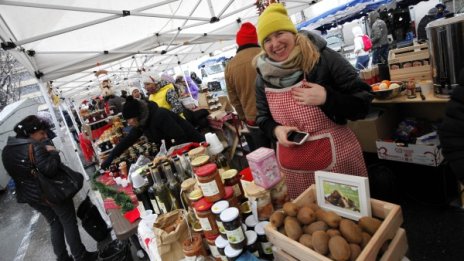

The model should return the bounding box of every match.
[208,113,234,130]
[91,123,112,140]
[265,82,367,199]
[78,133,94,161]
[170,142,200,156]
[236,22,258,47]
[123,207,140,223]
[240,167,253,181]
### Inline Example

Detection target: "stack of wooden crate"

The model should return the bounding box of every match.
[388,43,432,82]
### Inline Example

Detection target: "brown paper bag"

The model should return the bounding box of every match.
[153,209,188,261]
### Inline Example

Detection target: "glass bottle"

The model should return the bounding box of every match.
[182,152,194,177]
[173,156,189,183]
[133,181,155,213]
[148,186,161,215]
[163,162,182,209]
[151,167,173,214]
[144,167,154,186]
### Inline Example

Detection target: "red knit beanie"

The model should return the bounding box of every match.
[236,22,258,47]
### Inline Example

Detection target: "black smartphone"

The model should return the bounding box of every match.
[287,131,309,145]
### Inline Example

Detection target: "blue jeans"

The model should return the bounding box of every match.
[355,55,370,70]
[29,199,86,261]
[372,44,389,65]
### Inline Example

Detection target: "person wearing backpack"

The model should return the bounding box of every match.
[352,26,371,70]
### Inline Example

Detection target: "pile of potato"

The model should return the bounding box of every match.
[270,202,382,261]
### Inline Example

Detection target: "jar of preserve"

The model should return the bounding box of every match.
[206,233,224,261]
[270,178,289,210]
[183,233,208,258]
[188,146,207,160]
[245,215,258,231]
[246,183,273,221]
[240,201,252,222]
[245,230,260,258]
[222,169,245,202]
[194,198,219,237]
[220,207,246,250]
[215,235,229,259]
[188,189,203,207]
[224,186,240,210]
[224,245,243,261]
[255,221,273,259]
[212,200,230,239]
[195,163,225,203]
[181,178,197,207]
[191,155,211,170]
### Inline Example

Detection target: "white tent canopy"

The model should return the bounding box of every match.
[0,0,318,101]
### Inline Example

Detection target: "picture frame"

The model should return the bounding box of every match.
[315,171,371,221]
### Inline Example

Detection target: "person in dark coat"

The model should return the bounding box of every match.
[2,115,96,261]
[417,7,438,41]
[439,68,464,184]
[100,96,205,169]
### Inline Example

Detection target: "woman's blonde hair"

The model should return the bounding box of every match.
[296,33,320,73]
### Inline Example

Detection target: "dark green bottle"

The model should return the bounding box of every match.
[163,162,182,209]
[151,167,173,214]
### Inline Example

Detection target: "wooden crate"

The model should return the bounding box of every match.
[265,185,406,261]
[388,43,432,82]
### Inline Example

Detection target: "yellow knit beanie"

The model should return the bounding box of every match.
[257,3,298,47]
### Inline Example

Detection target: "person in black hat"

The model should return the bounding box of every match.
[100,97,204,169]
[435,3,449,18]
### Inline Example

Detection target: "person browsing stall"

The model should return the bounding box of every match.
[369,11,389,65]
[142,71,184,116]
[100,96,204,169]
[254,3,373,198]
[2,115,97,261]
[352,26,371,70]
[225,22,271,150]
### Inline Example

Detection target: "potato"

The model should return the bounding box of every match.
[299,234,313,249]
[304,221,328,235]
[316,209,342,228]
[349,244,362,261]
[301,202,320,212]
[283,202,299,217]
[328,236,351,261]
[285,216,303,240]
[297,206,316,225]
[339,219,363,244]
[270,211,285,228]
[326,229,341,237]
[361,232,371,248]
[312,231,330,255]
[358,217,382,235]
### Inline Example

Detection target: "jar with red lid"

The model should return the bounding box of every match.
[194,198,219,237]
[222,169,245,202]
[195,163,225,203]
[224,186,240,211]
[183,233,208,258]
[206,233,224,261]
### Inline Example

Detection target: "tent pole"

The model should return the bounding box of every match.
[217,0,235,18]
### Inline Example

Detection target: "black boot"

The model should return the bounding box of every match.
[74,250,98,261]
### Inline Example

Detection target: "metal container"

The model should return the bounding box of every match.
[426,14,464,98]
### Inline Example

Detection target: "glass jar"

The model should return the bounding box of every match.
[195,163,225,203]
[240,201,252,223]
[206,233,223,261]
[245,215,258,231]
[220,207,246,250]
[181,178,197,208]
[222,169,245,202]
[212,200,230,239]
[215,234,229,257]
[246,183,274,221]
[245,230,260,258]
[224,245,243,261]
[183,233,208,258]
[224,186,240,211]
[188,146,207,160]
[188,189,203,207]
[194,198,219,237]
[270,179,290,210]
[191,155,211,170]
[255,221,273,259]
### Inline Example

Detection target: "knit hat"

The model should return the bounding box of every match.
[257,3,297,46]
[236,22,258,47]
[122,96,141,119]
[129,87,140,96]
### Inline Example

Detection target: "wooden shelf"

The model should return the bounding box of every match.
[373,93,449,104]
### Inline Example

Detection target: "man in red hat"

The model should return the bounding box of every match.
[225,22,270,151]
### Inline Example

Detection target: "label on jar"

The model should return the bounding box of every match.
[216,220,226,234]
[198,180,220,197]
[198,216,212,231]
[261,242,273,255]
[155,196,168,213]
[232,184,242,198]
[250,199,258,221]
[225,227,245,244]
[209,244,221,257]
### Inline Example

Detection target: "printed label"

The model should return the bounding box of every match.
[261,242,273,254]
[209,244,221,257]
[137,203,145,215]
[155,196,168,213]
[150,199,160,214]
[226,227,245,244]
[199,180,220,197]
[232,184,242,198]
[198,216,212,231]
[216,220,226,234]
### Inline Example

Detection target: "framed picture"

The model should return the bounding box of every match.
[315,171,371,221]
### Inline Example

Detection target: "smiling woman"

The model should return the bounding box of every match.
[254,3,373,199]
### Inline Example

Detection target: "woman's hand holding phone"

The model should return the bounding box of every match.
[274,126,309,147]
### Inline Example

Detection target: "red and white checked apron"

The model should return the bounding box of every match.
[266,81,367,199]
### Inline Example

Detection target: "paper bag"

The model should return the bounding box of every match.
[153,209,188,261]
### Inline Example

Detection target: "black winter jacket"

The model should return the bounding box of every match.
[256,31,373,139]
[102,101,205,169]
[2,137,61,204]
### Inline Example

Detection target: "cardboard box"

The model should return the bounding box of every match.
[348,108,397,153]
[265,185,406,261]
[376,141,443,167]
